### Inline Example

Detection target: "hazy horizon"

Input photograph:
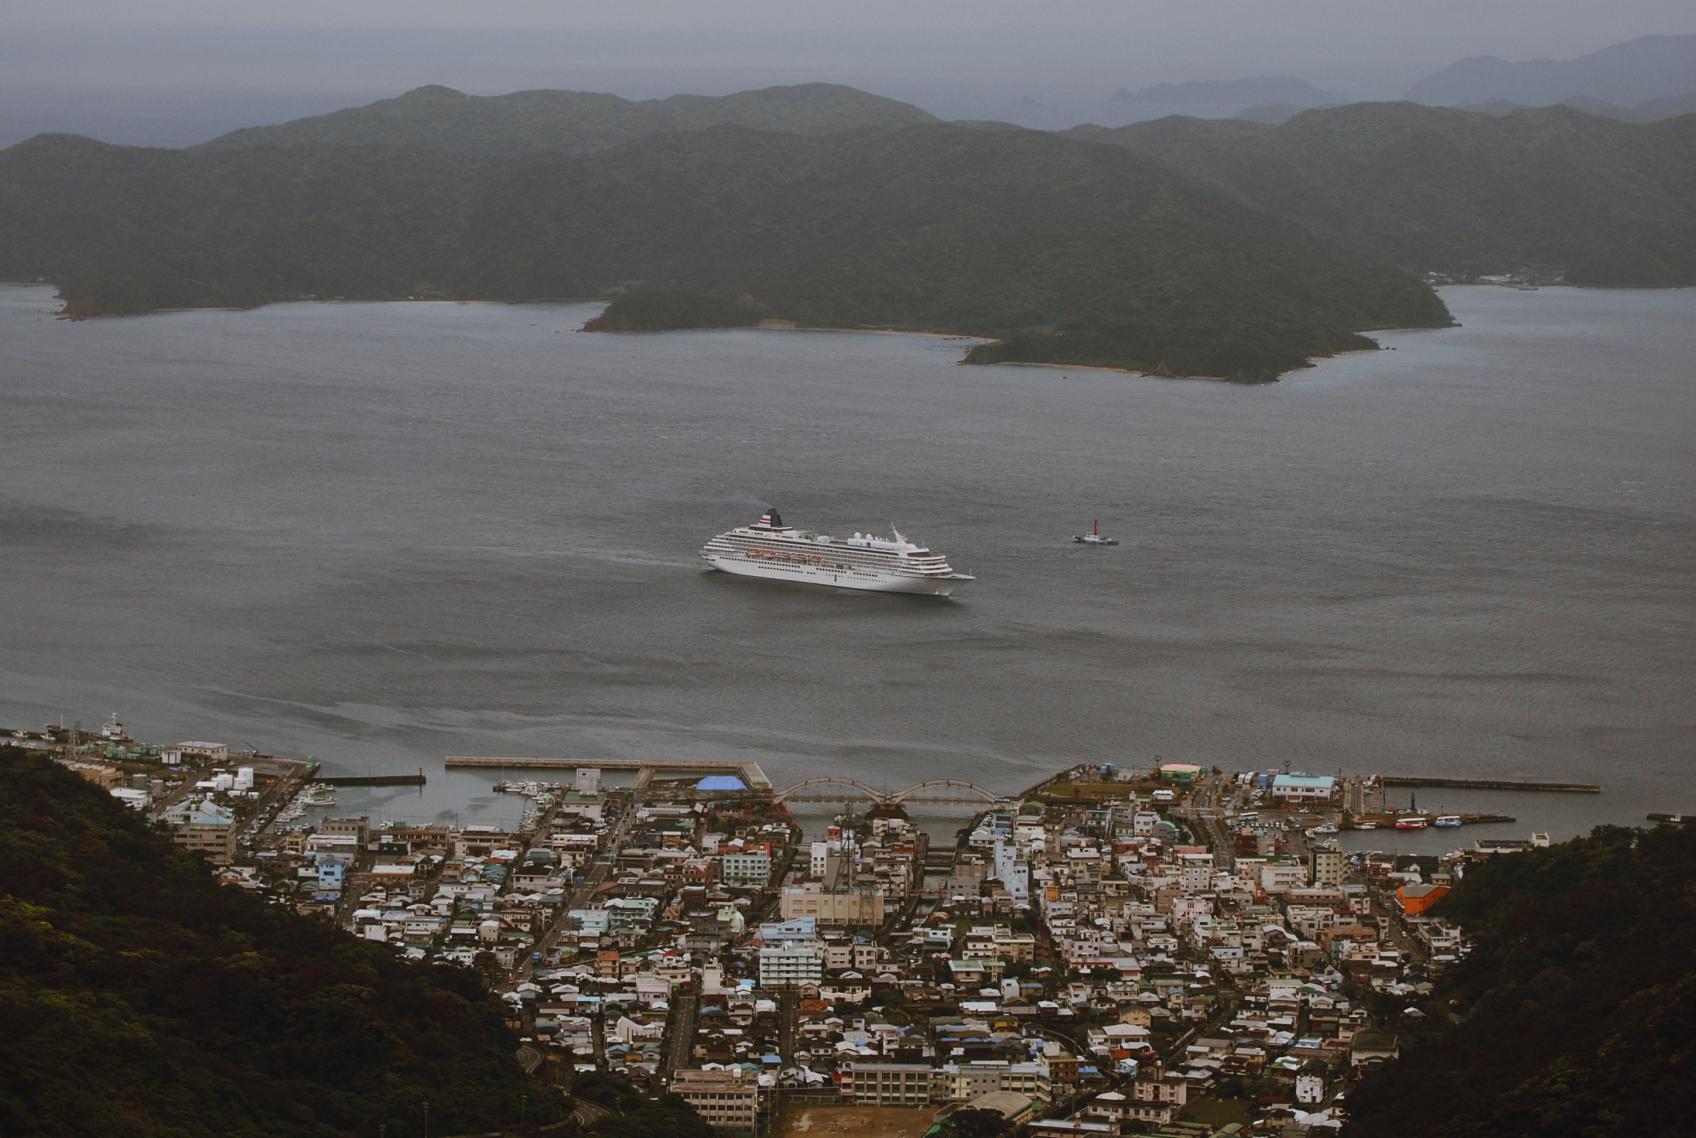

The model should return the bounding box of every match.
[3,1,1694,146]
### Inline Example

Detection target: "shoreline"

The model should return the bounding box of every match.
[753,319,988,344]
[22,284,1440,382]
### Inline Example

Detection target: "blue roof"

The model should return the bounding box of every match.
[697,775,747,791]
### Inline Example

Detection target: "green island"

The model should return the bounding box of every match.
[0,83,1691,379]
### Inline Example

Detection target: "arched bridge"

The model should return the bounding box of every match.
[774,776,887,803]
[890,779,1001,804]
[775,776,1003,806]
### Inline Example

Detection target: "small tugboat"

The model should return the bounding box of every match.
[1073,519,1120,546]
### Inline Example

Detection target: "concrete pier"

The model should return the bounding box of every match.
[1381,775,1601,793]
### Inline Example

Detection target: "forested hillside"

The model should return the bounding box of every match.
[0,123,1449,380]
[1343,824,1696,1137]
[6,84,1692,379]
[0,756,559,1138]
[1074,102,1696,284]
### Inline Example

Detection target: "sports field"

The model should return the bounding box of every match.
[780,1105,937,1138]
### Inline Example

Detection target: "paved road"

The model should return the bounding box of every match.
[512,797,631,988]
[1182,771,1237,869]
[571,1099,611,1128]
[778,989,798,1068]
[663,989,699,1076]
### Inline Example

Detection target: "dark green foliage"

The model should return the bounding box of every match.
[586,1097,713,1138]
[0,755,559,1138]
[4,92,1691,374]
[586,287,763,331]
[567,1073,711,1138]
[1075,102,1696,285]
[935,1107,1015,1138]
[0,121,1449,379]
[1343,825,1696,1138]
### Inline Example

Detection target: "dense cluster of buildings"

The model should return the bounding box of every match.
[333,762,1473,1138]
[9,718,1504,1138]
[9,715,315,863]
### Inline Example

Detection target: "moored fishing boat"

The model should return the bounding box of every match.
[1073,518,1120,546]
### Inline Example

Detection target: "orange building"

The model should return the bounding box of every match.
[1395,883,1450,915]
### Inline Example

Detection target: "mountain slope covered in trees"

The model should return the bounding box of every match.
[0,755,558,1138]
[1344,824,1696,1138]
[0,123,1449,380]
[1074,102,1696,283]
[7,84,1691,378]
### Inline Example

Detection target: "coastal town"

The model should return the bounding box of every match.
[9,716,1619,1138]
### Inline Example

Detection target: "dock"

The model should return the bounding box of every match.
[319,769,427,787]
[1381,775,1600,794]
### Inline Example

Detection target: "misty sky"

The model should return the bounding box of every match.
[5,0,1694,145]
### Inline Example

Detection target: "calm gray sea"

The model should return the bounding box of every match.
[3,285,1692,844]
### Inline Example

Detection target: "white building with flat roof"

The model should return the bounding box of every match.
[672,1069,759,1133]
[1271,773,1336,801]
[758,940,823,987]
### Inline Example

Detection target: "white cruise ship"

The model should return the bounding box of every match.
[701,508,974,596]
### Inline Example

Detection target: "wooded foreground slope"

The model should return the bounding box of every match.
[0,755,556,1138]
[1344,825,1696,1138]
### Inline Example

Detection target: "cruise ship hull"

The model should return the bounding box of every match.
[703,553,970,596]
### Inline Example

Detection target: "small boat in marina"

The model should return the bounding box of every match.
[1073,518,1120,546]
[1433,815,1463,828]
[1395,815,1430,830]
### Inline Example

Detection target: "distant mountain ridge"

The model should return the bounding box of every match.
[1457,91,1696,123]
[201,82,938,155]
[1406,34,1696,107]
[1112,77,1340,107]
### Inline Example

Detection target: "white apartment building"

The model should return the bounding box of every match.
[758,941,824,987]
[720,851,771,886]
